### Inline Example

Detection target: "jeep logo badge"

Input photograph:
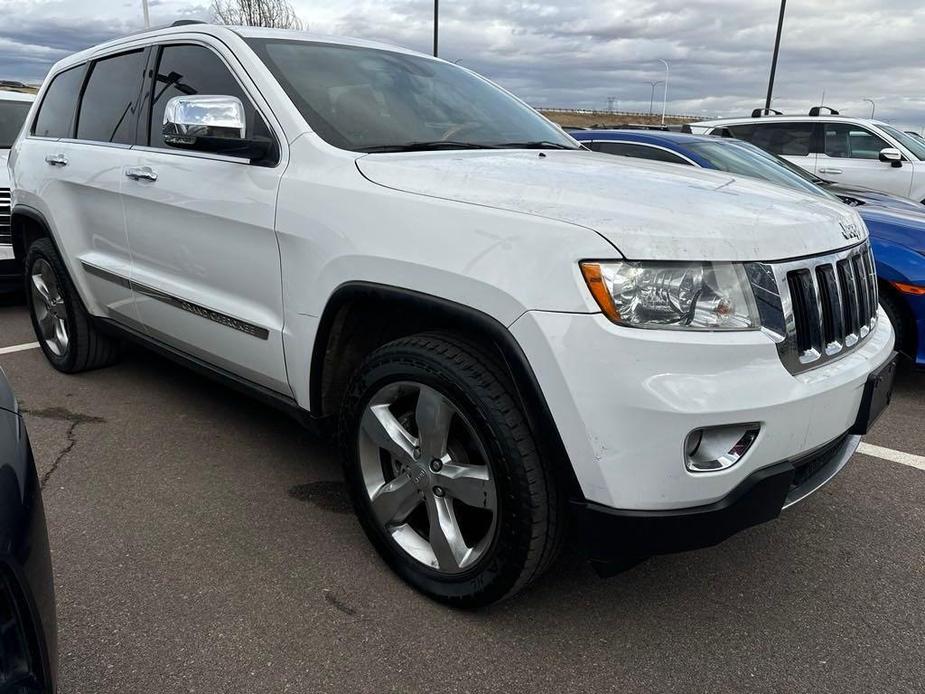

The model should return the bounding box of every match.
[840,221,863,241]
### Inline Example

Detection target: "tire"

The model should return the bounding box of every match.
[339,332,564,607]
[24,238,120,373]
[879,288,909,357]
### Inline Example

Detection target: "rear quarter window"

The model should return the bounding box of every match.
[32,65,85,138]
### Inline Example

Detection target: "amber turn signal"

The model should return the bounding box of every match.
[890,280,925,296]
[580,262,621,321]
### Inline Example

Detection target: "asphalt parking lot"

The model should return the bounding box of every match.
[1,299,923,694]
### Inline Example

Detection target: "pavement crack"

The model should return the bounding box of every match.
[322,589,358,617]
[22,407,106,489]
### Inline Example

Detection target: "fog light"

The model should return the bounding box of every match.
[685,424,760,472]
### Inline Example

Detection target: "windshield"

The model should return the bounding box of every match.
[0,99,31,148]
[245,39,577,152]
[878,123,925,161]
[687,139,842,202]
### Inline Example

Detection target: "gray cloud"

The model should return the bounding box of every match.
[4,0,925,129]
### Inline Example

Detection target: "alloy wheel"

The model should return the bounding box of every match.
[357,381,498,574]
[30,258,70,357]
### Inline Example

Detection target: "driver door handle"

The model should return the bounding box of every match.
[45,154,68,167]
[125,166,158,182]
[818,167,843,175]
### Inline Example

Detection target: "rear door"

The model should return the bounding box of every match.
[724,121,818,174]
[121,41,290,394]
[17,53,144,325]
[815,122,914,197]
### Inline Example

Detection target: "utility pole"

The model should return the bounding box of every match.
[607,96,617,113]
[433,0,439,57]
[647,81,663,116]
[657,59,670,125]
[142,0,150,27]
[764,0,786,111]
[863,98,876,119]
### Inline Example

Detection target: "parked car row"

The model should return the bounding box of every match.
[572,128,925,367]
[1,22,901,612]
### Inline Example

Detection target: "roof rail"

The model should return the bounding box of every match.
[751,108,783,118]
[171,19,208,27]
[809,106,839,116]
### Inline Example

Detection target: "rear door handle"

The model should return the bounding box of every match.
[125,166,158,182]
[818,167,843,175]
[45,154,68,167]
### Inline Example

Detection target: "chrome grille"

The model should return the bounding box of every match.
[0,187,10,246]
[746,242,879,374]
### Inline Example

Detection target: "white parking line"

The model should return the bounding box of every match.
[0,342,40,355]
[858,442,925,472]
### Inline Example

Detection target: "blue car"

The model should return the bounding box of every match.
[573,129,925,367]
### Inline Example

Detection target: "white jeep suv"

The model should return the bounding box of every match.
[9,24,897,606]
[694,109,925,203]
[1,89,35,291]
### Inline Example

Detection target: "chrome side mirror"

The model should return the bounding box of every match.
[162,95,271,162]
[879,147,903,167]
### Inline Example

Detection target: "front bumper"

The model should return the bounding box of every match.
[573,432,860,566]
[510,307,895,511]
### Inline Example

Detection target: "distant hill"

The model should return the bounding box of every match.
[539,108,705,129]
[0,81,39,94]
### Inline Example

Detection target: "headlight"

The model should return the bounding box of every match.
[580,260,760,330]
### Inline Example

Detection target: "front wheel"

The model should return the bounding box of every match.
[339,333,563,607]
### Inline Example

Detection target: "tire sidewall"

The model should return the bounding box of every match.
[340,345,537,607]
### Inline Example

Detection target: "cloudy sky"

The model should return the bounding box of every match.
[3,0,925,129]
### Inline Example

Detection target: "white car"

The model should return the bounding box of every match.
[0,89,35,290]
[9,23,896,606]
[694,109,925,203]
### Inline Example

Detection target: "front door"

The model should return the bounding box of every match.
[816,122,914,197]
[122,42,290,394]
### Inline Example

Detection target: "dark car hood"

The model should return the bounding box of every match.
[825,182,925,214]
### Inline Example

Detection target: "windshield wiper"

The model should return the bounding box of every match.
[493,141,577,150]
[359,141,501,153]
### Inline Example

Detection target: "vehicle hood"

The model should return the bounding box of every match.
[826,182,925,214]
[356,150,864,261]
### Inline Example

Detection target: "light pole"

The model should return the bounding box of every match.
[765,0,786,111]
[657,59,670,125]
[142,0,150,27]
[863,98,876,119]
[646,80,663,116]
[433,0,439,57]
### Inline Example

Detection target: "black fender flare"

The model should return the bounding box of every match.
[310,281,584,500]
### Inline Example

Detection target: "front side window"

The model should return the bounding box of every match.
[148,44,270,150]
[245,39,577,152]
[596,141,691,165]
[76,50,147,145]
[727,122,815,157]
[877,123,925,161]
[0,100,32,148]
[32,65,84,138]
[823,123,889,160]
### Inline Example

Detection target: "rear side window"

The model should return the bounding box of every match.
[32,65,84,138]
[823,123,889,160]
[595,141,691,165]
[76,50,147,145]
[148,44,269,150]
[726,122,815,157]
